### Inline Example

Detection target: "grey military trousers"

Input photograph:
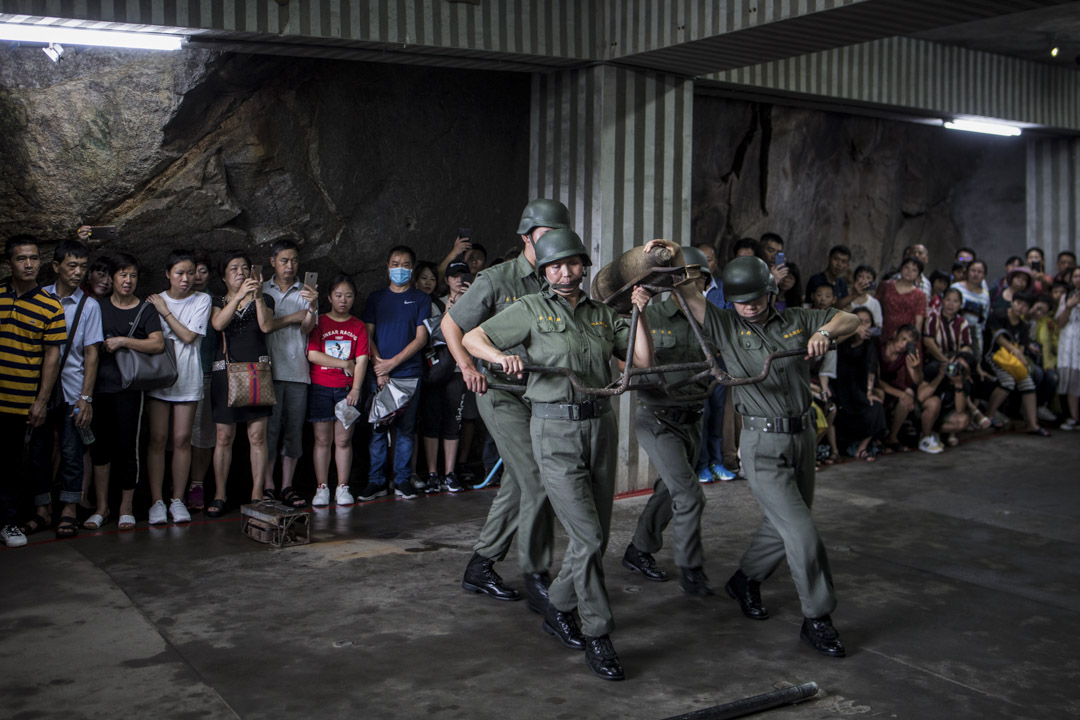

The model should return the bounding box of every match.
[630,405,707,570]
[532,410,618,638]
[472,387,554,575]
[738,425,837,619]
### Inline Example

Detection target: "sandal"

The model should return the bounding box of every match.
[84,512,109,530]
[205,499,226,518]
[55,515,79,539]
[1027,427,1051,438]
[280,487,308,509]
[20,513,51,536]
[21,513,52,535]
[262,487,278,502]
[117,514,137,530]
[855,448,877,463]
[824,452,839,465]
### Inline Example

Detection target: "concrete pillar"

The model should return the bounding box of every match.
[527,65,693,493]
[1027,138,1080,266]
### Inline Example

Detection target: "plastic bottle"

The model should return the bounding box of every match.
[72,407,95,446]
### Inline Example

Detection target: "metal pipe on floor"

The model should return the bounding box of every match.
[659,682,820,720]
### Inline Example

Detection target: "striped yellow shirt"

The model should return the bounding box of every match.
[0,281,67,415]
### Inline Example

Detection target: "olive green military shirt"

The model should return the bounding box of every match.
[637,297,711,408]
[448,252,542,383]
[480,288,631,405]
[701,306,837,418]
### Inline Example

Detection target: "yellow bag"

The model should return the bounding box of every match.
[991,346,1029,382]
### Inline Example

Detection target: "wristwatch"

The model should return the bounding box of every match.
[79,395,93,404]
[817,329,831,339]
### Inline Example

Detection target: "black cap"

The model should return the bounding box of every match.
[446,261,470,277]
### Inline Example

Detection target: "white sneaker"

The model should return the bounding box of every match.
[918,436,943,454]
[2,524,27,547]
[1061,419,1078,431]
[335,485,355,505]
[168,499,191,523]
[1036,406,1056,422]
[148,500,168,525]
[312,484,331,507]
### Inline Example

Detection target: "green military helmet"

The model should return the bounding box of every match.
[681,245,712,283]
[516,198,572,235]
[533,228,592,271]
[722,256,775,303]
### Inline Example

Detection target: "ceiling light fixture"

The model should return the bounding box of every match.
[943,119,1022,137]
[1051,46,1060,57]
[0,22,183,51]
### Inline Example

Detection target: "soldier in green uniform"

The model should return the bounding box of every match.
[670,251,859,658]
[621,246,716,596]
[463,230,656,681]
[442,199,568,611]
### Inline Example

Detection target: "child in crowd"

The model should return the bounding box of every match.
[145,250,212,525]
[307,275,369,506]
[928,270,951,311]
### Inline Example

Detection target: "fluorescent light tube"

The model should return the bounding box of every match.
[943,119,1021,137]
[0,22,183,51]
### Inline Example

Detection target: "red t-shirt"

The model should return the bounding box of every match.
[307,315,369,388]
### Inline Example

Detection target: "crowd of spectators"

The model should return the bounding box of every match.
[693,235,1079,469]
[2,225,1078,547]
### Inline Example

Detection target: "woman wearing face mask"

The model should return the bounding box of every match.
[207,251,277,517]
[463,229,655,683]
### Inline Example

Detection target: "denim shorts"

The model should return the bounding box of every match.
[307,383,352,423]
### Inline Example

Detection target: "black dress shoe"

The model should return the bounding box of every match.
[461,552,521,601]
[724,569,769,620]
[679,566,714,596]
[542,604,585,650]
[523,572,552,615]
[583,635,625,681]
[801,614,846,658]
[622,543,668,581]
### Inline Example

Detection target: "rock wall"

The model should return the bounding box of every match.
[0,47,531,294]
[692,95,1026,278]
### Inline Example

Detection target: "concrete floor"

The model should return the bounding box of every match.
[2,431,1078,720]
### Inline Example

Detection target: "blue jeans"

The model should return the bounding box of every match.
[695,383,727,472]
[30,404,84,506]
[369,379,422,488]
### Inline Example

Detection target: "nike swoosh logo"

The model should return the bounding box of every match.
[404,301,416,304]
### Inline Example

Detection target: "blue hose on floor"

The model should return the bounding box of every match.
[473,458,503,489]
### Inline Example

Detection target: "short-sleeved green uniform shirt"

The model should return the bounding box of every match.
[701,305,837,418]
[448,252,542,383]
[638,297,711,408]
[480,288,631,404]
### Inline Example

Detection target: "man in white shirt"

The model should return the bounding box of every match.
[263,239,318,507]
[26,238,102,539]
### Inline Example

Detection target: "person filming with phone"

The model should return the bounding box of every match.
[877,324,924,453]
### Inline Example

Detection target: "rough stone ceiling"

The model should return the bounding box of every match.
[914,1,1080,70]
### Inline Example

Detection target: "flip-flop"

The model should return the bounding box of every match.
[205,499,226,518]
[117,515,137,530]
[84,513,109,530]
[1027,427,1051,438]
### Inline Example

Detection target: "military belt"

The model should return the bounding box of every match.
[741,409,815,434]
[640,403,702,426]
[532,400,610,421]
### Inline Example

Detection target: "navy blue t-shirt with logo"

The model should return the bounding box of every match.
[360,287,431,378]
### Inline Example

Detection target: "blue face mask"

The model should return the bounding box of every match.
[389,267,412,285]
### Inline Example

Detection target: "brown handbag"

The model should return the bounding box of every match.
[223,333,276,408]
